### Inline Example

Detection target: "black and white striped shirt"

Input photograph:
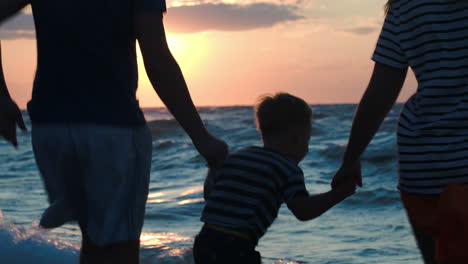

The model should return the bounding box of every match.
[201,146,308,240]
[373,0,468,194]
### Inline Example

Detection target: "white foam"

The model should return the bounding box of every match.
[0,211,200,264]
[0,216,78,264]
[0,213,195,264]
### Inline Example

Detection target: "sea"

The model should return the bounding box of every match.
[0,104,422,264]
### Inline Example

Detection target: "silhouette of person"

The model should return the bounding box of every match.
[0,1,228,263]
[333,0,468,263]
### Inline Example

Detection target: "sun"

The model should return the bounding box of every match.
[166,35,184,57]
[135,33,212,107]
[165,33,210,75]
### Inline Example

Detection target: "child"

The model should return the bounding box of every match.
[193,93,355,264]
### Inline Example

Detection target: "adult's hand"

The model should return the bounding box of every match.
[332,161,362,189]
[0,97,27,147]
[193,133,228,169]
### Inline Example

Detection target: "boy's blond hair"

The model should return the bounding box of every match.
[255,93,312,138]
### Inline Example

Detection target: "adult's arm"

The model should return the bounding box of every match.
[134,11,228,168]
[0,42,27,147]
[0,0,29,23]
[0,0,29,97]
[332,62,408,187]
[0,42,9,98]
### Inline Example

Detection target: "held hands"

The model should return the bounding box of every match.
[332,177,356,199]
[332,160,362,189]
[0,97,27,147]
[193,132,228,169]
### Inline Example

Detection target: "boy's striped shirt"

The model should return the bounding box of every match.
[373,0,468,194]
[201,146,308,240]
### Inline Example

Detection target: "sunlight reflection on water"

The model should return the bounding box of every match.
[140,232,191,248]
[177,198,203,205]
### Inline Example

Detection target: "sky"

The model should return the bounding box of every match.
[0,0,417,108]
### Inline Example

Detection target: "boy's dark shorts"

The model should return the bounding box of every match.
[193,225,261,264]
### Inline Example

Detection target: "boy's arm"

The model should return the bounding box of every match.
[134,11,228,168]
[0,0,29,23]
[0,41,27,147]
[287,181,355,221]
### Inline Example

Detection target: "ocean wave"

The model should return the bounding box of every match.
[141,247,194,264]
[140,232,194,264]
[0,211,78,264]
[314,135,397,163]
[317,144,346,160]
[0,210,199,264]
[154,140,177,150]
[0,106,421,264]
[344,188,400,207]
[147,120,184,139]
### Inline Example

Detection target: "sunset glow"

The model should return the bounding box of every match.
[0,0,417,109]
[136,33,212,107]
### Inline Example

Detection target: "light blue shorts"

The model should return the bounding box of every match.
[32,124,152,246]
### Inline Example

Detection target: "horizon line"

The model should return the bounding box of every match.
[18,101,407,111]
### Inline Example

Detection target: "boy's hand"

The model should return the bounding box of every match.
[0,97,27,147]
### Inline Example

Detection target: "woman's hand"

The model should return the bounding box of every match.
[332,160,362,189]
[193,132,228,169]
[0,97,27,147]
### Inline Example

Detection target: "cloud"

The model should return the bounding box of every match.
[341,26,379,35]
[0,3,304,39]
[168,0,312,8]
[0,12,35,39]
[165,3,305,33]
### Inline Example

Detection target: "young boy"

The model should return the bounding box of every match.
[193,93,355,264]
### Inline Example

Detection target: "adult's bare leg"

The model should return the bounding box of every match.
[79,224,140,264]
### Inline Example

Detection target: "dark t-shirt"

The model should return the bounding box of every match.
[28,0,166,126]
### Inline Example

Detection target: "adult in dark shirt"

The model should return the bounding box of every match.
[0,0,228,263]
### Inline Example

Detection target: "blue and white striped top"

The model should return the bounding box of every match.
[201,146,308,240]
[373,0,468,194]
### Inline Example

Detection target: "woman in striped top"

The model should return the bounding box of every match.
[332,0,468,263]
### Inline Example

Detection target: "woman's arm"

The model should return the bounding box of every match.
[0,41,27,147]
[332,62,408,187]
[0,41,10,98]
